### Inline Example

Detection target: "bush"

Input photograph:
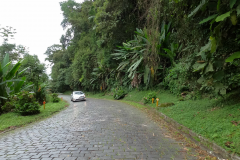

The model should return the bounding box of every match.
[1,100,15,113]
[143,92,157,104]
[14,91,40,115]
[161,63,192,95]
[51,93,60,103]
[113,88,127,100]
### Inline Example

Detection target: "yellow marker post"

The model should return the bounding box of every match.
[152,98,154,104]
[156,98,159,107]
[43,101,46,109]
[61,97,63,101]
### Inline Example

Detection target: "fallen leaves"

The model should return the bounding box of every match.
[225,141,233,148]
[231,120,240,126]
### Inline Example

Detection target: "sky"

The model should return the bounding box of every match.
[0,0,84,74]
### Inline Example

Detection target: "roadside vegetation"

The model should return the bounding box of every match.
[0,26,66,132]
[0,100,68,132]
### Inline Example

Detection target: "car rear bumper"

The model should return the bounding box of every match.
[73,97,86,101]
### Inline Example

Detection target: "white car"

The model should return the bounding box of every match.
[71,91,86,102]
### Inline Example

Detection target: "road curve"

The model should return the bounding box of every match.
[0,95,196,160]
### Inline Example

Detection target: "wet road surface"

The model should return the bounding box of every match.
[0,96,197,160]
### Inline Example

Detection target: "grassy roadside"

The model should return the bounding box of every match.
[86,90,240,155]
[0,100,69,132]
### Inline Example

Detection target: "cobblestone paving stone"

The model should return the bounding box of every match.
[0,96,197,160]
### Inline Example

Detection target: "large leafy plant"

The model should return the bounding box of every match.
[14,91,40,115]
[188,0,240,95]
[0,53,32,113]
[112,28,147,79]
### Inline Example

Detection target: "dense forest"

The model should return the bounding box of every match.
[46,0,240,98]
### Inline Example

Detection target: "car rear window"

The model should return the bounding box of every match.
[74,91,83,95]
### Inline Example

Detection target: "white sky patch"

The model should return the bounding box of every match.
[0,0,84,74]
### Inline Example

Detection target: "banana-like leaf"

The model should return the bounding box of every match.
[0,79,22,85]
[2,53,9,75]
[199,14,218,24]
[21,82,34,91]
[5,61,22,80]
[215,11,230,22]
[18,67,29,76]
[2,61,12,71]
[225,51,240,62]
[14,77,26,93]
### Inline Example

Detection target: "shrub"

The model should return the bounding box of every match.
[143,92,157,104]
[14,91,40,115]
[1,100,15,113]
[52,93,60,103]
[161,62,192,95]
[113,88,127,100]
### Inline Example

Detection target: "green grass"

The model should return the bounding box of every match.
[87,89,240,154]
[0,100,68,131]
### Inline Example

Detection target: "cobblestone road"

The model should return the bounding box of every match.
[0,96,197,160]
